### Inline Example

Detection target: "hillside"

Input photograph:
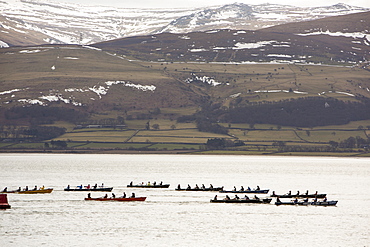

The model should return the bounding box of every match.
[1,5,370,154]
[93,11,370,66]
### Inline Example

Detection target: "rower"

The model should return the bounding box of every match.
[214,195,217,200]
[2,187,7,192]
[187,184,191,189]
[234,195,240,200]
[233,186,237,191]
[287,190,291,195]
[112,193,115,198]
[122,192,126,198]
[177,184,181,189]
[87,193,91,198]
[225,195,230,200]
[244,195,249,200]
[25,186,28,191]
[240,186,244,191]
[256,185,260,190]
[296,191,300,195]
[131,193,135,198]
[160,181,163,185]
[104,194,108,198]
[201,184,205,189]
[195,184,199,189]
[33,185,37,190]
[209,184,213,189]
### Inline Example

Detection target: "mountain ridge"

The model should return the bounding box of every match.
[0,0,369,47]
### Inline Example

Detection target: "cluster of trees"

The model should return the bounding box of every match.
[180,97,370,133]
[0,125,66,141]
[226,97,370,127]
[4,106,89,124]
[330,136,370,149]
[206,138,244,149]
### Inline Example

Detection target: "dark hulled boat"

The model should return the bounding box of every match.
[64,186,113,192]
[176,187,223,191]
[210,198,272,204]
[85,197,146,201]
[275,200,337,206]
[220,189,269,194]
[271,193,326,198]
[127,184,170,188]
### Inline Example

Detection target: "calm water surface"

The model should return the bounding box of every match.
[0,154,369,246]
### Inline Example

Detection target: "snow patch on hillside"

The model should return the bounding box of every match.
[185,74,222,86]
[297,30,370,42]
[0,40,9,48]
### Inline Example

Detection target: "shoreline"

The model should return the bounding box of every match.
[0,149,369,157]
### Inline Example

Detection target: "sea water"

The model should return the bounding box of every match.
[0,154,369,246]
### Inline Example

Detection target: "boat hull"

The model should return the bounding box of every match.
[210,198,272,204]
[16,188,53,194]
[220,189,269,194]
[64,187,113,192]
[127,184,170,188]
[85,197,146,201]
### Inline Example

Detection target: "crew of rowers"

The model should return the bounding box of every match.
[231,185,260,191]
[67,183,105,190]
[130,181,163,186]
[177,184,215,190]
[271,190,319,196]
[2,185,45,192]
[214,194,261,201]
[87,192,136,199]
[276,196,328,203]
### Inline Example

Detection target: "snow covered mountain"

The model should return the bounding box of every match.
[0,0,369,47]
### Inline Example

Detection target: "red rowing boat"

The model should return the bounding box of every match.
[84,197,146,201]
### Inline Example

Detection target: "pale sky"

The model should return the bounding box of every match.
[59,0,370,8]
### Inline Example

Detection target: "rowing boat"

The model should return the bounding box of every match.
[1,188,53,194]
[271,193,327,198]
[17,188,53,194]
[84,197,146,201]
[210,198,272,204]
[127,184,170,188]
[64,187,113,192]
[220,189,269,194]
[176,187,223,191]
[275,200,337,206]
